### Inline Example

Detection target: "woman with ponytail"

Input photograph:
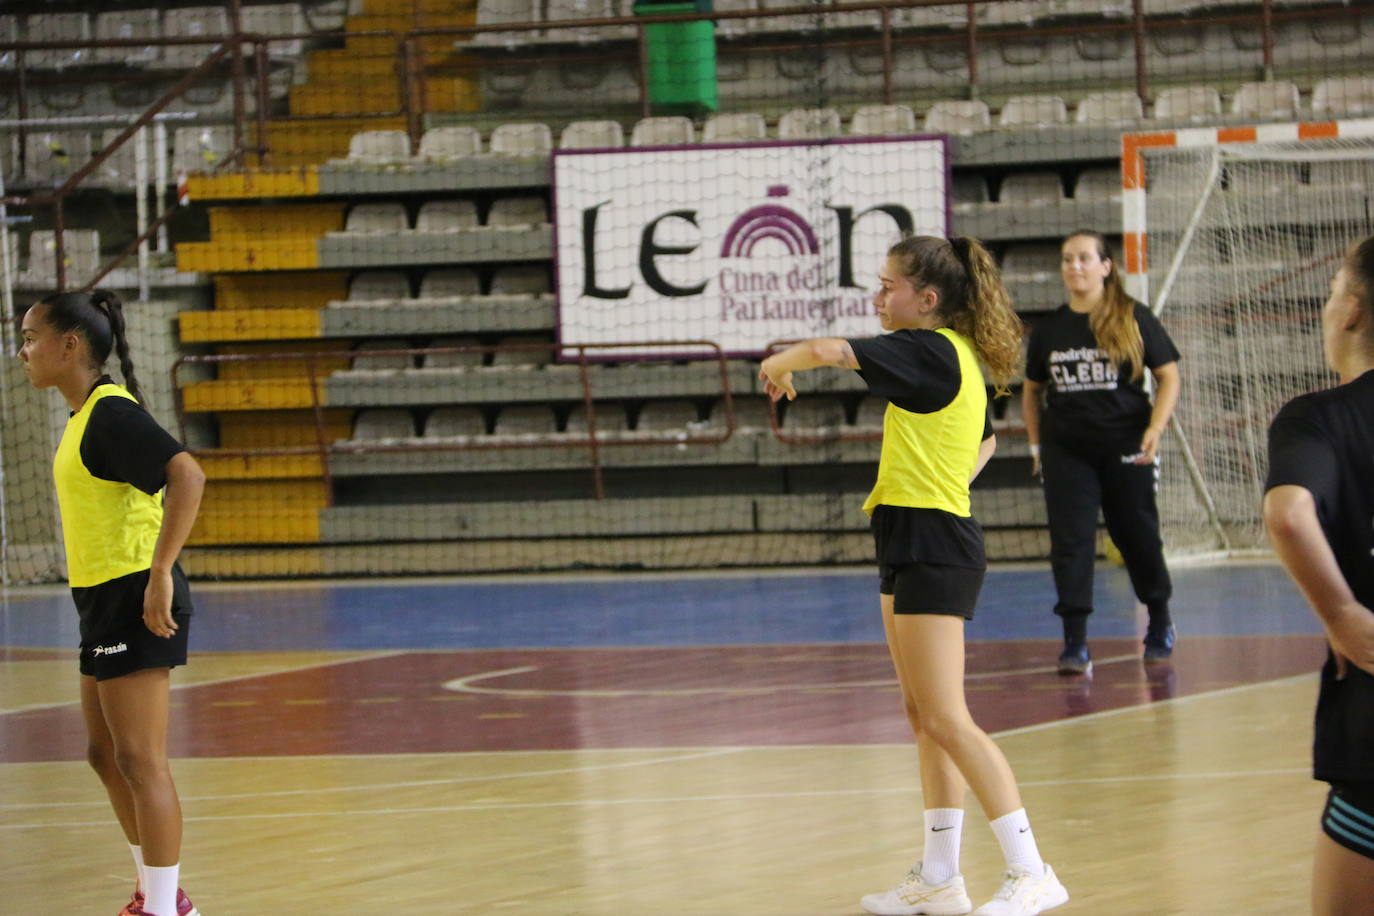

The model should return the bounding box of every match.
[19,289,204,916]
[761,236,1069,916]
[1022,231,1181,675]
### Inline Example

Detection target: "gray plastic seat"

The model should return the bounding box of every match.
[489,123,553,156]
[630,116,695,147]
[345,203,409,234]
[703,112,767,142]
[1153,86,1222,122]
[493,404,557,434]
[348,271,410,302]
[849,105,917,137]
[419,269,481,299]
[419,126,482,160]
[778,107,843,140]
[421,337,485,369]
[1000,172,1064,205]
[924,100,991,134]
[351,339,413,371]
[425,406,487,437]
[558,120,625,149]
[998,95,1068,127]
[490,335,553,367]
[416,200,479,232]
[352,409,415,440]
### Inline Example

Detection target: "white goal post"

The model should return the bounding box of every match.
[1121,118,1374,557]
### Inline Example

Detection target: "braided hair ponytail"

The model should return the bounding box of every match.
[35,289,145,405]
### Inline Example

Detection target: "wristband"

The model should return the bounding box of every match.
[1029,443,1041,458]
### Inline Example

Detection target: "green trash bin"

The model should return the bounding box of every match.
[633,0,718,115]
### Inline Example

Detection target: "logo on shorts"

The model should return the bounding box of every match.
[91,642,128,657]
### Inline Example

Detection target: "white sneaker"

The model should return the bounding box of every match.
[861,862,973,915]
[972,863,1069,915]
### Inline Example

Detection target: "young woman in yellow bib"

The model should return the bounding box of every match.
[760,236,1068,916]
[20,290,205,916]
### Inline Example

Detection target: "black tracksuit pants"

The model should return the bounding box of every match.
[1040,429,1172,619]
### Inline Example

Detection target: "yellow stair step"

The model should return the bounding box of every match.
[181,379,326,411]
[201,478,330,510]
[218,409,354,449]
[189,508,321,545]
[180,307,322,343]
[213,273,348,312]
[199,454,328,479]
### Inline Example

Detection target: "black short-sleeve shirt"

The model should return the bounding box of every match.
[848,329,993,439]
[1025,302,1180,439]
[1265,369,1374,785]
[79,377,185,495]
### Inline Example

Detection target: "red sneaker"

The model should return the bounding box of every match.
[121,888,199,916]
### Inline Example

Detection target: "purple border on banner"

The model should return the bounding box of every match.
[551,134,952,364]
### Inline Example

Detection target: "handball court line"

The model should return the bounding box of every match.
[0,650,406,717]
[441,653,1147,697]
[0,673,1314,831]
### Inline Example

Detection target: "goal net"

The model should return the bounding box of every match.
[1123,120,1374,557]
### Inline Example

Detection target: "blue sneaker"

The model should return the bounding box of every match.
[1056,641,1092,676]
[1143,623,1176,663]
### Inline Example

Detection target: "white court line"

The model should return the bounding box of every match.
[0,674,1319,829]
[441,654,1145,698]
[0,651,406,717]
[0,765,1311,830]
[0,747,745,810]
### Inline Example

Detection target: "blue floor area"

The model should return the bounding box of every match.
[0,563,1318,653]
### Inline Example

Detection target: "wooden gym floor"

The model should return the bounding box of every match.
[0,563,1330,914]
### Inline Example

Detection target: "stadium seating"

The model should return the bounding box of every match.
[703,112,768,142]
[1075,91,1144,123]
[344,203,409,234]
[416,200,480,233]
[1312,76,1374,116]
[352,409,416,440]
[420,126,483,160]
[1153,86,1222,121]
[559,120,625,149]
[924,100,991,133]
[349,271,411,302]
[489,123,554,156]
[25,13,91,69]
[630,116,695,147]
[425,406,488,437]
[999,172,1064,205]
[93,10,161,66]
[421,338,486,370]
[419,269,482,299]
[162,7,232,70]
[849,104,917,136]
[1231,80,1302,118]
[778,107,843,140]
[997,95,1068,127]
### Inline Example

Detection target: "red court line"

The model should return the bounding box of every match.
[0,637,1326,763]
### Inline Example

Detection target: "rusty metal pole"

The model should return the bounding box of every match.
[228,0,248,167]
[1260,0,1274,80]
[254,40,271,166]
[964,2,978,100]
[52,194,66,291]
[880,7,893,106]
[1133,0,1148,108]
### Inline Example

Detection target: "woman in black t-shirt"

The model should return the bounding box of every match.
[1264,235,1374,914]
[1022,231,1181,675]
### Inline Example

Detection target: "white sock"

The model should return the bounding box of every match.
[920,808,964,883]
[989,808,1045,875]
[128,843,145,894]
[143,863,179,916]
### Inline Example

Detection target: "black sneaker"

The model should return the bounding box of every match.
[1143,623,1176,663]
[1057,640,1092,675]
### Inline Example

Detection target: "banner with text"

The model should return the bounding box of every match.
[553,138,948,357]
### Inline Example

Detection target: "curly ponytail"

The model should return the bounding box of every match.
[35,288,145,404]
[887,235,1025,394]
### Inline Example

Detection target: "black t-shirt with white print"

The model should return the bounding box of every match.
[1024,302,1180,440]
[1265,369,1374,786]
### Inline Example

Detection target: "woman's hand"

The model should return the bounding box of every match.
[1137,423,1165,464]
[758,359,797,402]
[143,568,178,638]
[1324,603,1374,679]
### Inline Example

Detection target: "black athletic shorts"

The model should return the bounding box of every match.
[75,566,193,681]
[1322,782,1374,861]
[871,504,985,618]
[879,562,985,619]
